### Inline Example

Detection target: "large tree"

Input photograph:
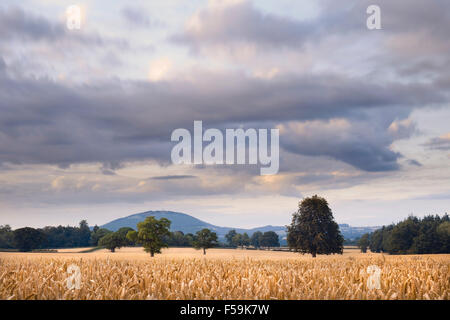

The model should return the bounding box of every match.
[193,228,218,255]
[287,195,343,257]
[126,217,171,257]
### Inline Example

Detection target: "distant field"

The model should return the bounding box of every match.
[0,248,448,300]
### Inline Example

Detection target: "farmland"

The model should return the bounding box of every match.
[0,248,448,300]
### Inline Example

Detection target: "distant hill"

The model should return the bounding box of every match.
[100,210,284,239]
[100,210,379,241]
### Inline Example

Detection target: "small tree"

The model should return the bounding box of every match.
[13,227,46,252]
[0,225,14,249]
[261,231,279,248]
[78,220,91,247]
[241,233,250,248]
[116,227,135,246]
[358,234,370,253]
[232,233,242,248]
[126,217,171,257]
[225,230,237,247]
[287,195,343,257]
[193,228,218,255]
[185,233,195,246]
[90,228,112,246]
[99,232,124,252]
[250,231,263,249]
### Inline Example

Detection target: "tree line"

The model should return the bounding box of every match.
[3,195,446,257]
[0,195,344,257]
[0,221,93,251]
[357,214,450,254]
[224,230,280,248]
[0,218,280,253]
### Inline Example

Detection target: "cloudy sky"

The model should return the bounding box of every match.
[0,0,449,229]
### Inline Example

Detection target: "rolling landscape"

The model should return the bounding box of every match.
[0,0,449,307]
[1,204,448,300]
[99,210,380,241]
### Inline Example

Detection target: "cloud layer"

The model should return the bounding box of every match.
[0,0,449,227]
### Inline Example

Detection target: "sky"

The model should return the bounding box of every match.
[0,0,449,229]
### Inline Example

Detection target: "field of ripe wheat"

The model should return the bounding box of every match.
[0,248,448,300]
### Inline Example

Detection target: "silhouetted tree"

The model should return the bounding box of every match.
[78,220,91,247]
[287,195,343,257]
[225,230,237,247]
[241,233,250,248]
[261,231,279,248]
[13,227,46,252]
[250,231,263,249]
[358,233,370,253]
[368,214,450,254]
[0,225,14,249]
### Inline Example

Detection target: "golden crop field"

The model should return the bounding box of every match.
[0,248,448,300]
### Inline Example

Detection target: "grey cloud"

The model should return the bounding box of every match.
[171,1,314,50]
[280,119,402,172]
[99,161,125,175]
[292,170,386,191]
[172,0,450,88]
[121,6,161,28]
[423,134,450,151]
[0,6,127,48]
[172,0,450,52]
[0,57,6,71]
[0,6,65,41]
[150,175,197,180]
[294,173,335,185]
[407,159,422,167]
[388,119,418,140]
[101,169,116,176]
[412,192,450,200]
[0,62,446,172]
[102,161,125,171]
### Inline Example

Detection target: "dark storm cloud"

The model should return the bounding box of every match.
[280,119,402,172]
[1,1,449,173]
[0,61,446,171]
